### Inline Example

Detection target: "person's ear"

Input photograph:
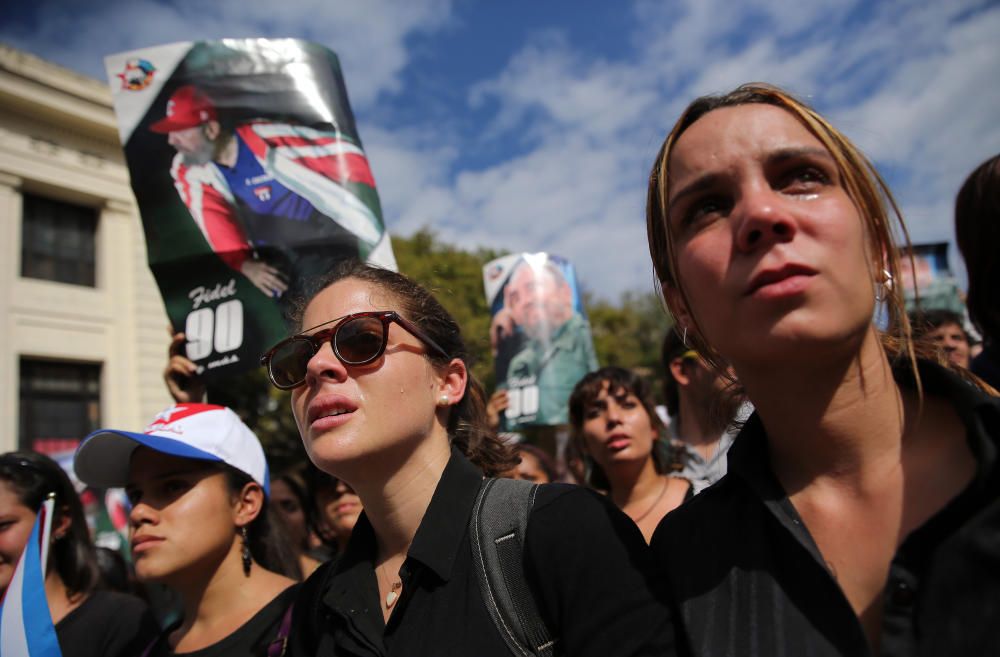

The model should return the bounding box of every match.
[203,120,221,141]
[436,358,468,408]
[51,506,72,542]
[669,357,692,387]
[233,482,265,528]
[663,284,694,331]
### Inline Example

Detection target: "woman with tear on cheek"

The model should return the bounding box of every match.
[645,83,1000,656]
[263,260,676,656]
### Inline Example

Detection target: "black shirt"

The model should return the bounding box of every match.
[972,343,1000,390]
[651,359,1000,656]
[147,584,298,657]
[56,589,159,657]
[289,448,674,656]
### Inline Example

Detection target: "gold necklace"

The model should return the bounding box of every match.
[630,477,670,523]
[377,563,403,609]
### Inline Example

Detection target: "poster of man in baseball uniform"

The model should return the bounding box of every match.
[105,39,395,380]
[484,253,599,428]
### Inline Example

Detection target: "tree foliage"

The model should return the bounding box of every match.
[585,290,674,376]
[392,228,509,389]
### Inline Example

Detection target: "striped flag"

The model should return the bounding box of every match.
[0,496,62,657]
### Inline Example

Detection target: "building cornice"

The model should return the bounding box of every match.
[0,44,119,143]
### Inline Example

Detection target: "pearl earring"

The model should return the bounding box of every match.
[438,395,450,406]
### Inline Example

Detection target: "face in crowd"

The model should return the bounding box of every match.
[0,481,38,591]
[505,264,575,341]
[0,452,92,597]
[648,85,911,373]
[288,276,466,484]
[270,478,309,551]
[925,322,971,369]
[504,446,555,484]
[125,449,261,582]
[166,123,221,166]
[579,381,659,474]
[315,478,363,544]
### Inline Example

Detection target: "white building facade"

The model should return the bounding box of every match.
[0,45,171,454]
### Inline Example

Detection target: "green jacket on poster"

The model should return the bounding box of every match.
[505,313,598,426]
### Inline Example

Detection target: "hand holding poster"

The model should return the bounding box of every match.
[105,39,395,380]
[484,253,599,428]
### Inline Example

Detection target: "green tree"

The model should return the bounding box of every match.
[207,368,301,473]
[586,290,673,375]
[392,228,509,389]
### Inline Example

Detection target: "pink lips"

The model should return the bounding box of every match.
[606,433,631,451]
[746,264,817,299]
[130,534,163,553]
[306,393,359,431]
[335,501,360,516]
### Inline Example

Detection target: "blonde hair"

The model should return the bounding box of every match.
[645,83,918,378]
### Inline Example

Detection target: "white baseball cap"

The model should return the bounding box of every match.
[75,403,270,495]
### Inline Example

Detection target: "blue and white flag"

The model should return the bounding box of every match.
[0,497,62,657]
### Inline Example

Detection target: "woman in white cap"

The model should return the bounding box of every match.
[74,403,298,656]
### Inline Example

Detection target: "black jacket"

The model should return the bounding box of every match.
[289,448,674,656]
[652,359,1000,656]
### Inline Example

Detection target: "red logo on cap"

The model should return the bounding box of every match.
[145,403,222,433]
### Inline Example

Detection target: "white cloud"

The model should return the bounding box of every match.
[0,0,454,107]
[8,0,998,298]
[392,0,1000,298]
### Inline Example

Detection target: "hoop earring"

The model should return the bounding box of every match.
[240,526,252,576]
[875,269,893,302]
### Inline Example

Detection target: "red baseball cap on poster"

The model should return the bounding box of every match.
[149,85,217,133]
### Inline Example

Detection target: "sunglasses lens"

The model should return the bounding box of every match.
[269,338,315,388]
[336,316,386,364]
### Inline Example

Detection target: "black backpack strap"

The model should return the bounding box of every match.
[470,477,556,657]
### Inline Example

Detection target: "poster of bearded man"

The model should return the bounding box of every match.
[484,252,599,428]
[105,39,395,380]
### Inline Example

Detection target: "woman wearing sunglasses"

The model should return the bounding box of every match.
[646,83,1000,655]
[0,451,158,657]
[74,404,299,656]
[568,367,690,543]
[263,260,673,656]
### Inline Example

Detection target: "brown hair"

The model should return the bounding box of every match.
[290,260,517,476]
[645,83,918,380]
[955,153,1000,343]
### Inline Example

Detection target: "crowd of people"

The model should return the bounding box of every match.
[2,83,998,656]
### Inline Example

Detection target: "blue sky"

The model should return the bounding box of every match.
[4,0,999,299]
